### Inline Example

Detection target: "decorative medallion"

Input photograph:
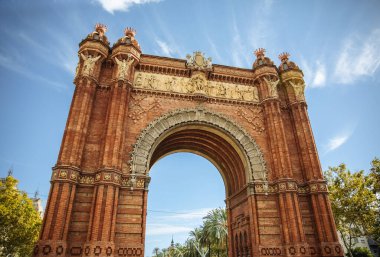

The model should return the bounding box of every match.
[186,51,212,71]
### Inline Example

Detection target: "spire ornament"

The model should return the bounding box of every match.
[95,23,107,37]
[279,52,290,63]
[254,48,266,58]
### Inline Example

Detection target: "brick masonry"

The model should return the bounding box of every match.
[34,26,343,257]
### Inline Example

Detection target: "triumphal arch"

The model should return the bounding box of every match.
[34,24,343,257]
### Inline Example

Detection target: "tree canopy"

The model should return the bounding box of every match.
[153,207,228,257]
[325,159,380,257]
[0,176,42,257]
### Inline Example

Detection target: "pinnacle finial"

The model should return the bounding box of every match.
[279,52,290,63]
[95,23,107,35]
[254,48,266,58]
[124,27,136,37]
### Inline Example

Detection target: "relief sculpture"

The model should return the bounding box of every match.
[133,72,259,102]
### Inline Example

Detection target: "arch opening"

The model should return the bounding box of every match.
[146,152,226,255]
[129,108,268,191]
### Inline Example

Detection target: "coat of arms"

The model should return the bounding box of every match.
[186,51,212,71]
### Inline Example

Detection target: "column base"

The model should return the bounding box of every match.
[319,242,344,257]
[82,242,115,257]
[33,240,67,257]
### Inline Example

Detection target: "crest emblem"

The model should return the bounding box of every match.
[186,51,212,71]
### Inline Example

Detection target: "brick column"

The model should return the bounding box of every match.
[35,74,102,257]
[282,70,343,257]
[34,24,109,256]
[83,80,132,256]
[258,73,309,257]
[84,31,141,256]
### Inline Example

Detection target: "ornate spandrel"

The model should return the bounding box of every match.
[186,51,212,71]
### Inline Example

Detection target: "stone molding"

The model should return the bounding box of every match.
[129,107,267,182]
[248,180,328,195]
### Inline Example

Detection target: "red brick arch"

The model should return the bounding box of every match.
[34,27,343,257]
[129,107,267,195]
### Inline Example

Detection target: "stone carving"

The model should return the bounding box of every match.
[114,55,134,81]
[235,107,265,133]
[80,53,101,77]
[264,77,280,98]
[289,80,305,101]
[133,72,259,102]
[128,94,162,123]
[79,176,95,184]
[129,108,267,181]
[186,51,212,71]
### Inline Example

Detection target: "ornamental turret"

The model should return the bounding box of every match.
[111,27,141,83]
[278,52,306,103]
[76,24,109,80]
[252,48,279,100]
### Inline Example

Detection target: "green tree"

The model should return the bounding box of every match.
[325,163,379,257]
[153,247,161,257]
[203,208,228,257]
[349,247,374,257]
[369,158,380,242]
[0,176,42,257]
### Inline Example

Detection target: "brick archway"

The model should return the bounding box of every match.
[35,26,343,257]
[130,107,267,193]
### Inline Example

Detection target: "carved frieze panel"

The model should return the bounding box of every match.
[133,72,259,102]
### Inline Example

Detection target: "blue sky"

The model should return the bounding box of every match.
[0,0,379,255]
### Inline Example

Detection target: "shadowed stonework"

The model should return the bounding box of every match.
[34,25,343,257]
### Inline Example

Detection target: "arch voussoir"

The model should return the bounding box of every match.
[129,107,267,182]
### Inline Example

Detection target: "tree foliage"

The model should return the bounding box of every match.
[325,160,379,257]
[349,247,374,257]
[154,208,228,257]
[0,176,42,257]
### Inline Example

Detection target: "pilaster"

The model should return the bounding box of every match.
[279,53,342,257]
[253,49,309,257]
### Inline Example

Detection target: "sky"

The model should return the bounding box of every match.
[0,0,379,255]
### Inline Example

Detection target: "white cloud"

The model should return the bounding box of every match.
[231,19,250,68]
[155,39,175,57]
[325,132,351,153]
[168,208,212,220]
[0,53,67,91]
[301,59,327,88]
[95,0,161,14]
[312,62,326,87]
[146,224,192,236]
[149,208,213,221]
[335,29,380,84]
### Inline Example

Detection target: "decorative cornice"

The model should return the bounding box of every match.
[248,180,328,195]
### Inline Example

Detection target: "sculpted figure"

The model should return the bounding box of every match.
[80,53,101,76]
[164,77,177,92]
[263,77,280,98]
[216,83,226,97]
[289,81,306,100]
[115,55,134,80]
[146,75,157,89]
[252,87,259,102]
[134,73,143,87]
